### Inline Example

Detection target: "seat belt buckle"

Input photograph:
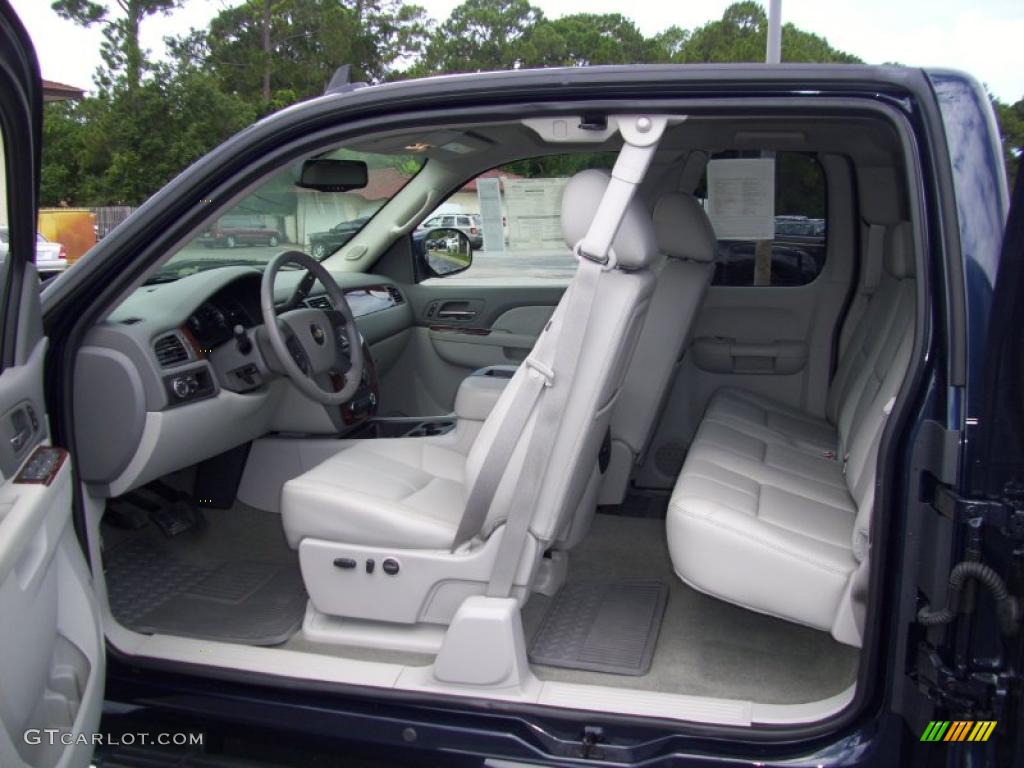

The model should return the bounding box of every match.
[573,241,617,271]
[524,358,554,387]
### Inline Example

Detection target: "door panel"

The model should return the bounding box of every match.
[0,329,103,768]
[378,283,564,415]
[0,5,103,767]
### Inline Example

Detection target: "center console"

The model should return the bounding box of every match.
[342,365,517,440]
[336,339,380,428]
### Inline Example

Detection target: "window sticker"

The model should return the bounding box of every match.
[706,158,776,240]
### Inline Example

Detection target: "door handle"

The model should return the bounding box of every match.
[7,404,38,454]
[10,428,31,453]
[437,309,477,319]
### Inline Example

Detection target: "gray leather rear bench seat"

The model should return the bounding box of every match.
[667,222,916,647]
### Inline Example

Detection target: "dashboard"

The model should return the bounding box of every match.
[75,265,414,496]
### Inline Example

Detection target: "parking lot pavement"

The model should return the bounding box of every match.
[175,243,578,281]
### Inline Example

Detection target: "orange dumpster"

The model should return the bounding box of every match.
[38,208,96,265]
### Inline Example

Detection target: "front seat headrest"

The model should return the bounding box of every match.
[560,169,658,270]
[653,192,718,263]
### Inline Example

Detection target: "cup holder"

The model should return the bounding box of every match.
[348,417,457,439]
[407,420,455,437]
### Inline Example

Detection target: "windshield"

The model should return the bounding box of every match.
[150,149,425,283]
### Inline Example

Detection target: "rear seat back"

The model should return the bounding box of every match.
[837,222,915,482]
[666,219,917,645]
[597,192,717,508]
[844,223,915,556]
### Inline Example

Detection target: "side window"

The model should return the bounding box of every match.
[420,152,616,283]
[440,215,456,227]
[700,152,827,287]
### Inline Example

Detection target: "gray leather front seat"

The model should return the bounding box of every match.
[281,169,660,625]
[600,192,718,506]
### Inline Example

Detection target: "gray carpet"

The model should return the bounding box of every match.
[523,514,860,704]
[103,503,306,646]
[101,498,859,703]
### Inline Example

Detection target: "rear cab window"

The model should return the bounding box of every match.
[699,151,828,287]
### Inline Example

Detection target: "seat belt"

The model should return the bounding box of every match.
[450,254,602,550]
[450,117,670,553]
[450,316,557,549]
[862,223,885,295]
[840,222,885,356]
[485,255,603,595]
[484,121,668,597]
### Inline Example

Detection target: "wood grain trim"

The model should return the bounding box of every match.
[179,325,208,359]
[428,325,492,336]
[14,446,68,485]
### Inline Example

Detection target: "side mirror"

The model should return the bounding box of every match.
[415,228,473,278]
[297,158,368,192]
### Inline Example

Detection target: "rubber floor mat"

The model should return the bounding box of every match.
[105,538,306,646]
[528,581,668,675]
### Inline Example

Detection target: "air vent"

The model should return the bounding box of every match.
[305,295,333,311]
[385,285,404,305]
[153,333,189,367]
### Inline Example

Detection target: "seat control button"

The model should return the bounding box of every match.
[333,557,357,570]
[365,559,375,574]
[382,558,400,575]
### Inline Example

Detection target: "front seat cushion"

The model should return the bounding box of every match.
[281,438,467,550]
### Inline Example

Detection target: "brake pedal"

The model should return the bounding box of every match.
[104,499,150,530]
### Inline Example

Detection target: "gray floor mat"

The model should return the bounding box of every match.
[523,514,860,703]
[529,581,668,675]
[105,534,306,646]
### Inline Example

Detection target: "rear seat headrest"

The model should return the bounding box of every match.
[561,169,658,270]
[884,221,915,279]
[653,192,718,263]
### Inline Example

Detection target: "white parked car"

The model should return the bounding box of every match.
[0,225,68,278]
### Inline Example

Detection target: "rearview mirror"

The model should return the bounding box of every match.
[416,228,473,278]
[297,158,368,192]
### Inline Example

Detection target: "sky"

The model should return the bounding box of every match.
[9,0,1024,103]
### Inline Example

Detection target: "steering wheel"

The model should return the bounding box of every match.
[260,250,364,405]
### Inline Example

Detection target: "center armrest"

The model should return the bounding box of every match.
[455,369,515,422]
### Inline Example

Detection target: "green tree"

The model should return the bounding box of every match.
[181,0,428,109]
[994,97,1023,191]
[652,26,690,60]
[41,67,256,206]
[415,0,543,75]
[522,13,661,67]
[51,0,184,91]
[673,2,859,64]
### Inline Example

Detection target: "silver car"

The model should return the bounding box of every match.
[0,225,68,278]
